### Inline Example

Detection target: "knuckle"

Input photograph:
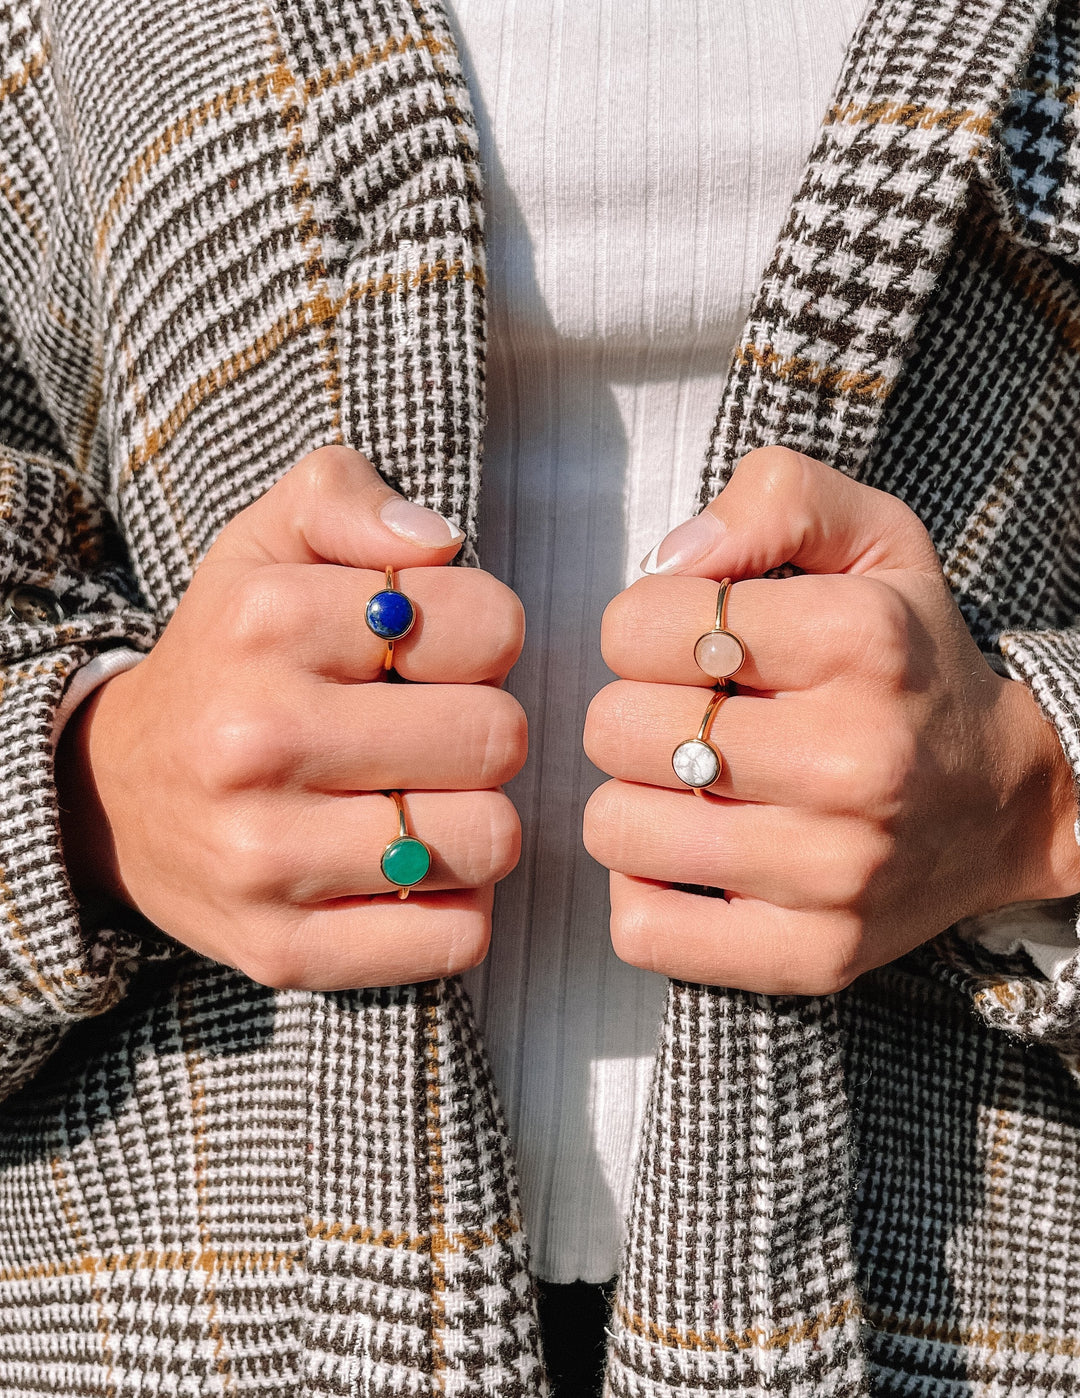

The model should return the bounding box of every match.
[598,584,641,669]
[476,794,522,883]
[599,595,621,664]
[293,444,352,500]
[849,580,913,685]
[736,445,809,499]
[820,729,913,815]
[582,684,621,768]
[197,700,297,793]
[829,836,890,910]
[802,922,864,995]
[217,815,289,906]
[477,575,526,673]
[446,793,522,885]
[805,824,892,917]
[237,935,305,992]
[221,567,295,652]
[881,489,935,555]
[816,751,866,813]
[493,605,526,675]
[582,782,629,868]
[609,899,659,973]
[474,690,528,783]
[441,913,493,976]
[862,736,915,816]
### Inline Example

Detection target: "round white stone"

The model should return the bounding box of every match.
[672,738,721,788]
[694,629,745,680]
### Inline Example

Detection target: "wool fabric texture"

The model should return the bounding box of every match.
[3,1,1080,1396]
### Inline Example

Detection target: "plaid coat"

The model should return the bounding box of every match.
[4,0,1080,1392]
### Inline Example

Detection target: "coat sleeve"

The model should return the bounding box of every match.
[0,332,176,1104]
[936,629,1080,1050]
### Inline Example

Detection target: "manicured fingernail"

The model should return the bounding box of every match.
[640,512,722,574]
[379,496,464,546]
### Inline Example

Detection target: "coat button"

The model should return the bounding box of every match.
[2,584,66,624]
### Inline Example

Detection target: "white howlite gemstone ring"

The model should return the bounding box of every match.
[671,737,721,789]
[672,687,730,793]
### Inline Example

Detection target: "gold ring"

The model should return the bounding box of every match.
[379,792,432,899]
[672,686,730,794]
[693,578,746,681]
[365,566,416,672]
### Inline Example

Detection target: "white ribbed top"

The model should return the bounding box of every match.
[451,0,867,1282]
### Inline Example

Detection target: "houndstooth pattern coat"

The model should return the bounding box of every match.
[4,0,1080,1392]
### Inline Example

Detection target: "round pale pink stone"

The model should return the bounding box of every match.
[694,629,745,680]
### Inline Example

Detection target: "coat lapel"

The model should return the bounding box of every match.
[46,0,541,1388]
[701,0,1052,502]
[982,1,1080,263]
[244,6,540,1391]
[607,2,1052,1395]
[82,0,488,608]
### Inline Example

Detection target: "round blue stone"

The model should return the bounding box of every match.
[365,589,415,641]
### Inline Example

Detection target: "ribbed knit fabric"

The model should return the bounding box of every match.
[449,0,867,1284]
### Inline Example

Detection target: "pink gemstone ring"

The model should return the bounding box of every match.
[693,577,746,681]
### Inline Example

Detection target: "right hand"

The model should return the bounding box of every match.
[56,446,527,990]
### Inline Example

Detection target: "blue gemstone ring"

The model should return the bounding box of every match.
[365,566,416,671]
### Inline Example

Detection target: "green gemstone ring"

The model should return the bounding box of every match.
[380,792,432,899]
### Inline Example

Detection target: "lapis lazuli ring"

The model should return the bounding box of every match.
[380,791,432,899]
[365,566,416,671]
[672,686,730,794]
[694,577,746,682]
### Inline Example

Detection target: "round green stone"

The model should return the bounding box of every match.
[380,836,431,888]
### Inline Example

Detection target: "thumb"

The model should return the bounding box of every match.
[641,447,938,581]
[214,444,466,569]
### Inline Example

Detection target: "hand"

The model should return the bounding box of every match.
[56,446,527,990]
[584,447,1080,994]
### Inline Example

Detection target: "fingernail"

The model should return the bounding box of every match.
[379,496,465,546]
[640,512,722,574]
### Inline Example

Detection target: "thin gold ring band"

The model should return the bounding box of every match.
[715,577,732,632]
[383,566,396,672]
[671,685,731,796]
[693,576,746,681]
[379,791,432,898]
[698,686,729,739]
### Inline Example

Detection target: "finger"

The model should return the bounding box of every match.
[585,682,886,810]
[608,874,860,994]
[640,446,939,582]
[252,886,495,990]
[216,444,467,570]
[584,779,877,908]
[232,683,528,793]
[226,563,525,685]
[234,794,516,911]
[602,572,912,691]
[255,791,521,903]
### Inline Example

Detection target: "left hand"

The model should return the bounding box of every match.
[583,447,1080,993]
